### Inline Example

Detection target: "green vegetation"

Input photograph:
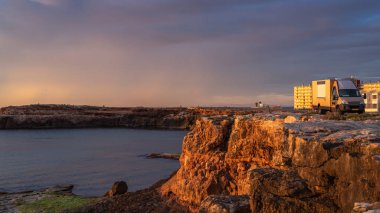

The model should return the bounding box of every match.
[18,195,95,213]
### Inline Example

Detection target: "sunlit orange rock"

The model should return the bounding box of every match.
[160,114,380,212]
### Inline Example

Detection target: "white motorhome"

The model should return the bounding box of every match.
[312,78,365,114]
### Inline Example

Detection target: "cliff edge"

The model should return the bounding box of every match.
[160,114,380,212]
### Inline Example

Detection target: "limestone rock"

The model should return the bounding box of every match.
[160,115,380,212]
[352,202,380,212]
[249,168,337,213]
[199,195,250,213]
[284,115,299,123]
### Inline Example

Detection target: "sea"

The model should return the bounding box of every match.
[0,128,186,196]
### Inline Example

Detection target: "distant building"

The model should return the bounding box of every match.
[361,82,380,93]
[254,101,264,108]
[361,82,380,113]
[363,91,379,113]
[293,84,312,110]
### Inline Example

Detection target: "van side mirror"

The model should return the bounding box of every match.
[333,95,338,100]
[363,94,367,99]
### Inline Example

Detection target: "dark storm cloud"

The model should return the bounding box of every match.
[0,0,379,106]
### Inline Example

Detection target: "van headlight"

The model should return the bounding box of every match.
[341,99,348,105]
[360,101,365,105]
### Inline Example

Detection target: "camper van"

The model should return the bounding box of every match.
[312,78,365,114]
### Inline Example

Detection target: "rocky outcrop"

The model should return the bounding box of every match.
[147,153,181,160]
[160,114,380,212]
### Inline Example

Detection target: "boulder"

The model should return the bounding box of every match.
[284,115,299,123]
[104,181,128,197]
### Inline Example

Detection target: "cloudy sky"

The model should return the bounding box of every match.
[0,0,379,107]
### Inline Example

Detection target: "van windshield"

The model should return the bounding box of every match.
[339,89,361,97]
[337,80,361,97]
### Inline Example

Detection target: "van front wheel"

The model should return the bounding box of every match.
[336,106,344,115]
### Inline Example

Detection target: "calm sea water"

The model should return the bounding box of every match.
[0,129,186,196]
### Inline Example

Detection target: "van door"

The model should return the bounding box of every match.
[331,86,338,111]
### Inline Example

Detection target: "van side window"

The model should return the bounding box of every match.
[332,87,338,100]
[317,81,326,98]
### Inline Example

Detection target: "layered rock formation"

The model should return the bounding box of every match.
[160,114,380,212]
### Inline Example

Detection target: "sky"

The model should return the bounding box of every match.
[0,0,380,107]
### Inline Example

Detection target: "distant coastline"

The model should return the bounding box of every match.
[0,105,195,130]
[0,104,274,130]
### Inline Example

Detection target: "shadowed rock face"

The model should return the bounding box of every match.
[160,114,380,212]
[249,168,338,213]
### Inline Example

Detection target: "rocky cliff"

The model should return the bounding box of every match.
[160,114,380,212]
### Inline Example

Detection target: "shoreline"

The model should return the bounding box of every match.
[0,172,184,213]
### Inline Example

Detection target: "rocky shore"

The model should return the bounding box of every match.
[0,185,79,213]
